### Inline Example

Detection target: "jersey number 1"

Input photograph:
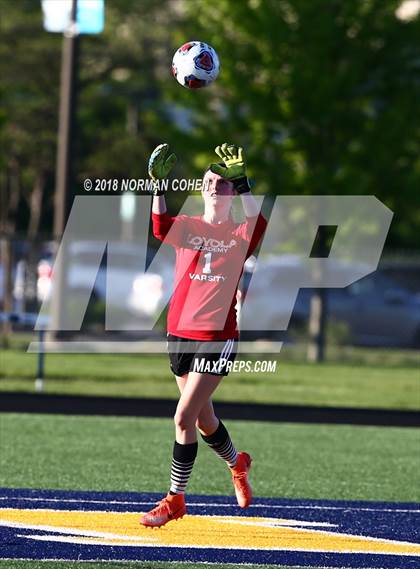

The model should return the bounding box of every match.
[202,252,212,274]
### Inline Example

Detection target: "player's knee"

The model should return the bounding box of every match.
[174,408,196,432]
[196,415,217,434]
[195,417,206,432]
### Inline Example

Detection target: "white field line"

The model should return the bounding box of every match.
[0,496,419,514]
[10,533,420,557]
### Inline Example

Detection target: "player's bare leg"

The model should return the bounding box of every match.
[141,372,223,528]
[176,373,252,508]
[175,374,219,435]
[174,371,224,444]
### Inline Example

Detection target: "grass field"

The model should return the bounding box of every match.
[0,413,419,569]
[1,349,419,410]
[1,336,419,569]
[1,413,419,502]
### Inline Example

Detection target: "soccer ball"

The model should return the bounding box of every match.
[172,41,220,89]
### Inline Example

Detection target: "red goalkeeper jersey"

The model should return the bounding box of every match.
[152,211,267,341]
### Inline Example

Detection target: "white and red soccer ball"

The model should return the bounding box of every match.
[172,41,220,89]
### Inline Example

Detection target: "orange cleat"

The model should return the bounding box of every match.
[140,493,186,528]
[230,451,252,508]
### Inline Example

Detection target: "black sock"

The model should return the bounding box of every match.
[169,441,198,495]
[201,420,238,468]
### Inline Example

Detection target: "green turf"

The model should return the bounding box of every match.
[0,413,418,569]
[0,413,419,502]
[1,350,419,410]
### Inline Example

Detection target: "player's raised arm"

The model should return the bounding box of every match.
[148,143,177,215]
[209,143,260,217]
[147,143,185,245]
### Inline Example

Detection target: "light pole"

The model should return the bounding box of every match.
[48,0,79,341]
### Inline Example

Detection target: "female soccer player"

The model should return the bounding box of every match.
[140,143,267,528]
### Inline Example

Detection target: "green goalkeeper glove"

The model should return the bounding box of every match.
[209,143,251,194]
[148,143,177,195]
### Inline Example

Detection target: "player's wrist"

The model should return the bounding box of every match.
[233,176,251,194]
[151,183,166,196]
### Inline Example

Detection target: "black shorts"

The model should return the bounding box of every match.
[167,334,238,377]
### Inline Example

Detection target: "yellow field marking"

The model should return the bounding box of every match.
[0,508,419,555]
